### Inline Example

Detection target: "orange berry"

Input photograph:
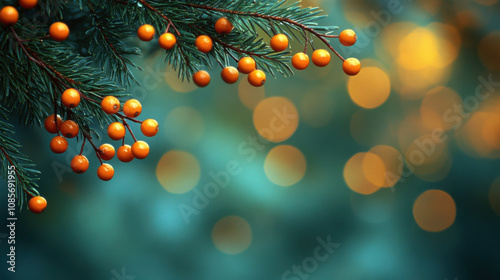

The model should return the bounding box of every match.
[132,141,149,159]
[215,17,233,35]
[107,122,126,140]
[117,145,134,162]
[221,66,239,84]
[28,196,47,214]
[292,52,310,70]
[339,29,357,46]
[238,57,256,74]
[141,119,159,137]
[270,34,289,52]
[101,96,120,114]
[193,70,210,87]
[19,0,37,9]
[99,143,115,161]
[49,22,69,42]
[60,120,79,138]
[44,114,63,134]
[71,155,89,174]
[248,70,266,87]
[0,6,18,26]
[61,88,81,109]
[123,99,142,118]
[97,164,114,181]
[195,35,213,53]
[137,24,155,41]
[50,136,68,154]
[159,32,176,49]
[343,58,361,76]
[312,49,331,67]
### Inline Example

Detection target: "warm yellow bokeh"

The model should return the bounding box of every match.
[348,66,391,109]
[253,97,299,143]
[457,111,500,158]
[368,145,403,188]
[413,189,456,232]
[212,216,252,255]
[379,22,460,100]
[156,150,201,194]
[299,89,334,127]
[361,152,386,188]
[264,145,307,187]
[238,79,266,110]
[420,86,463,131]
[164,107,204,147]
[344,153,380,195]
[489,177,500,218]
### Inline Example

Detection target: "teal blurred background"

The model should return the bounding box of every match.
[2,0,500,279]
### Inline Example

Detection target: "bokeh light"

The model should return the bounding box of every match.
[156,150,201,194]
[212,216,252,255]
[253,97,299,143]
[348,66,391,109]
[420,86,463,131]
[238,78,266,110]
[344,153,380,195]
[264,145,307,187]
[367,145,403,188]
[413,189,456,232]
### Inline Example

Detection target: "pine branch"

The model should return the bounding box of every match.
[0,107,40,209]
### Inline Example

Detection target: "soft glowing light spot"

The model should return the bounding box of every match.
[164,107,204,147]
[165,66,197,93]
[253,97,299,143]
[264,145,306,187]
[479,31,500,71]
[348,67,391,109]
[420,86,463,131]
[156,150,201,194]
[344,153,380,195]
[368,145,403,188]
[489,177,500,218]
[299,90,334,127]
[361,152,386,188]
[212,216,252,255]
[398,28,440,70]
[457,112,500,158]
[413,189,456,232]
[238,79,265,110]
[404,135,452,182]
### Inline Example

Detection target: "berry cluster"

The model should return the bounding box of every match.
[137,17,360,88]
[45,90,158,180]
[39,88,158,213]
[0,1,70,42]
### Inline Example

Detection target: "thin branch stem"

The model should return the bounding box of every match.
[185,3,345,61]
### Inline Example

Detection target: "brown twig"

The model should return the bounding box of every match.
[185,3,345,61]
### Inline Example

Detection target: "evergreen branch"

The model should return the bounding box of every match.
[87,0,141,86]
[185,2,345,61]
[137,0,180,36]
[0,108,39,209]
